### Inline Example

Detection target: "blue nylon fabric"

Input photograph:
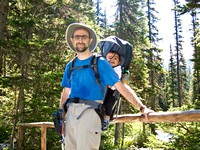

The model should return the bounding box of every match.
[61,55,120,101]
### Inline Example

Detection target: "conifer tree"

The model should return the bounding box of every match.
[191,10,200,104]
[168,44,177,107]
[172,0,194,107]
[0,0,9,77]
[181,0,200,107]
[146,0,163,111]
[114,0,150,146]
[180,54,190,104]
[95,0,101,25]
[0,0,97,148]
[173,0,184,107]
[94,0,109,36]
[146,0,163,135]
[101,9,110,37]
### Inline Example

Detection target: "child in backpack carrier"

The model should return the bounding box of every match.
[106,51,122,80]
[102,51,122,131]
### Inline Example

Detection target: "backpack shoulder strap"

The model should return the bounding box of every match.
[91,55,99,83]
[68,56,90,83]
[90,54,103,95]
[69,56,91,76]
[70,57,77,75]
[69,54,103,95]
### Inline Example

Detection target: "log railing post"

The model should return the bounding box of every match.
[17,122,54,150]
[17,126,23,150]
[16,110,200,149]
[41,126,47,150]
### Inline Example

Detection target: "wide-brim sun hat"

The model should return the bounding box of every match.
[65,23,98,52]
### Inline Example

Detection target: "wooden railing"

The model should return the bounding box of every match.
[17,122,54,150]
[17,110,200,150]
[112,110,200,123]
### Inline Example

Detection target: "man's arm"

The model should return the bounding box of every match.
[60,87,71,109]
[60,87,71,135]
[114,81,154,121]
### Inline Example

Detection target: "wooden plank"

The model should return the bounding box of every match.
[112,110,200,123]
[17,122,53,150]
[16,110,200,149]
[17,122,54,128]
[41,126,47,150]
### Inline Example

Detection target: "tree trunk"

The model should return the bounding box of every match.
[143,123,146,142]
[191,11,200,102]
[0,0,9,76]
[174,0,181,107]
[170,45,175,107]
[0,0,9,41]
[96,0,100,25]
[10,85,18,148]
[10,49,26,148]
[114,0,124,146]
[114,123,121,146]
[121,123,125,148]
[147,0,156,134]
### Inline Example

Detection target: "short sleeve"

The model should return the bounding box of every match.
[98,57,120,87]
[61,62,71,88]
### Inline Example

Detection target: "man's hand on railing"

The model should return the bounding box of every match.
[142,107,155,122]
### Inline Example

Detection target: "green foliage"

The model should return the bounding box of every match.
[0,0,96,148]
[100,124,116,149]
[145,134,172,149]
[0,0,199,149]
[144,106,200,149]
[149,122,200,150]
[100,122,155,149]
[0,124,12,144]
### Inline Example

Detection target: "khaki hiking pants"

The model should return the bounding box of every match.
[65,103,102,150]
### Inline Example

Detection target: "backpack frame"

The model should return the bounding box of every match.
[68,36,133,121]
[69,54,121,121]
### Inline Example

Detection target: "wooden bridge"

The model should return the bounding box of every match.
[17,110,200,150]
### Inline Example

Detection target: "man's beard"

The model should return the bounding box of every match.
[75,43,89,53]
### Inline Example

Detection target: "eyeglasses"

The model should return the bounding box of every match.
[73,35,89,41]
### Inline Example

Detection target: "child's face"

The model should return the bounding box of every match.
[106,52,120,67]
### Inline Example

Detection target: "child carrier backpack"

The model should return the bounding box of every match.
[99,35,133,73]
[67,54,105,123]
[99,36,133,121]
[68,36,132,121]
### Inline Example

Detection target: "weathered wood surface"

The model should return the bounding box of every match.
[17,110,200,150]
[41,126,47,150]
[17,126,23,150]
[17,122,54,128]
[112,110,200,123]
[17,122,54,150]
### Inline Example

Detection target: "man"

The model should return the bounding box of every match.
[60,23,154,150]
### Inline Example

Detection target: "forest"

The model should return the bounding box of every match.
[0,0,200,149]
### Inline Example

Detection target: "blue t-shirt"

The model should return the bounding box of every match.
[61,55,120,101]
